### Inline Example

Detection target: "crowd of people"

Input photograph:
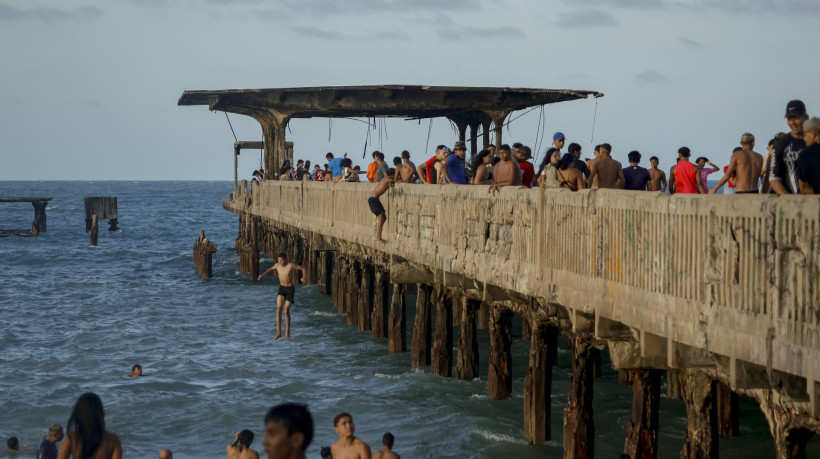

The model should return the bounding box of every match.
[255,99,816,197]
[6,393,398,459]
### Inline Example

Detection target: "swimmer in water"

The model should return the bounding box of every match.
[123,364,142,378]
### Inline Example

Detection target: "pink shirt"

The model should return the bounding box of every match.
[700,168,716,193]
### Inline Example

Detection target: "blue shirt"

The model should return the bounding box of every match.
[329,157,344,177]
[445,154,467,184]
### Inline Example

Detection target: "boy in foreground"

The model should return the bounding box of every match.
[368,169,395,244]
[331,413,371,459]
[258,252,305,340]
[262,403,313,459]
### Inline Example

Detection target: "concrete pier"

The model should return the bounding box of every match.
[224,179,820,455]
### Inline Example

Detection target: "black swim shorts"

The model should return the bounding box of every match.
[278,285,295,304]
[368,196,385,216]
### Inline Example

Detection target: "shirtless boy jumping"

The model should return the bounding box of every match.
[258,252,305,341]
[331,413,372,459]
[369,168,395,243]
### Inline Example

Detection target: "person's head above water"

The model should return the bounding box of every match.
[159,449,173,459]
[382,432,394,449]
[6,437,19,451]
[67,392,107,459]
[263,403,314,459]
[131,365,142,376]
[48,423,64,442]
[233,429,254,449]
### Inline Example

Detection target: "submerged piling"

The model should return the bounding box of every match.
[193,230,218,279]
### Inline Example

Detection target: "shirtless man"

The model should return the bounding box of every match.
[647,156,667,192]
[391,157,404,184]
[416,146,444,184]
[399,150,417,183]
[586,143,624,189]
[372,433,400,459]
[710,132,764,194]
[258,253,305,341]
[488,144,522,195]
[584,145,601,188]
[369,169,395,243]
[330,413,371,459]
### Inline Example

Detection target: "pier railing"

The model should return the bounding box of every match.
[226,180,820,387]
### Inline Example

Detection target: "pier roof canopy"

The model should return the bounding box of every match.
[177,85,603,120]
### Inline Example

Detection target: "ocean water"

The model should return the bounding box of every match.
[0,181,812,458]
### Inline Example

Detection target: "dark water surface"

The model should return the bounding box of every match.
[0,181,811,458]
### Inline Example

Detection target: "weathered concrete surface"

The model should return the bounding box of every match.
[226,180,820,418]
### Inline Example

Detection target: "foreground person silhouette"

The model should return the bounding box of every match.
[57,393,122,459]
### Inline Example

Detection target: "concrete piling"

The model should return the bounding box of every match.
[371,270,389,338]
[679,371,719,459]
[90,215,98,246]
[456,297,479,381]
[431,287,453,377]
[388,284,406,352]
[623,369,661,459]
[524,325,557,445]
[410,284,433,367]
[563,334,598,459]
[487,306,513,399]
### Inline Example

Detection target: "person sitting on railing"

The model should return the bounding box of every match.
[472,149,494,185]
[556,153,585,191]
[798,116,820,194]
[258,168,266,181]
[440,143,467,185]
[489,144,522,195]
[513,145,535,188]
[537,148,560,188]
[314,165,324,182]
[417,146,445,184]
[391,157,404,184]
[399,150,418,183]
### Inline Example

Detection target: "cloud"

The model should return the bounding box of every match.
[218,0,482,17]
[555,9,620,27]
[290,25,409,41]
[678,37,705,48]
[84,99,104,110]
[437,25,527,42]
[561,0,820,15]
[561,0,667,8]
[635,69,667,83]
[0,3,102,22]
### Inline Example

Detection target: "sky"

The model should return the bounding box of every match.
[1,0,819,180]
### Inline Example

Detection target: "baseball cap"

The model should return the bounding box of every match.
[453,141,466,151]
[785,100,806,118]
[553,132,566,141]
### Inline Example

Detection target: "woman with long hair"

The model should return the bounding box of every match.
[537,147,561,188]
[58,393,122,459]
[227,430,259,459]
[471,150,493,185]
[556,153,585,191]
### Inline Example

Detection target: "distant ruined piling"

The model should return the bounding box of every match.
[193,230,218,279]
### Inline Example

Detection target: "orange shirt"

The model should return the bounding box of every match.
[366,162,378,182]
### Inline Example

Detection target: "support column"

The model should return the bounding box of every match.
[371,270,389,338]
[388,284,406,352]
[346,261,360,326]
[493,117,504,150]
[487,306,513,399]
[90,215,98,246]
[623,369,662,459]
[482,119,491,150]
[452,293,463,327]
[522,316,532,340]
[234,143,239,189]
[32,200,47,233]
[716,381,739,437]
[679,371,718,459]
[431,288,454,377]
[468,120,480,160]
[248,218,259,281]
[330,255,340,308]
[563,334,598,459]
[525,325,558,445]
[411,284,433,367]
[478,301,490,330]
[456,298,480,381]
[358,264,373,332]
[753,389,816,459]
